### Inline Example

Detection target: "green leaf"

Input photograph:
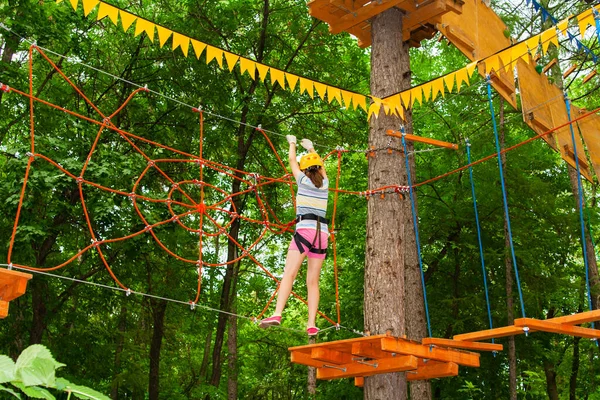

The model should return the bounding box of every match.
[0,355,16,383]
[64,384,111,400]
[0,384,22,399]
[14,345,65,387]
[11,382,55,399]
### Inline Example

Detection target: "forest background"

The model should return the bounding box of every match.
[1,0,599,398]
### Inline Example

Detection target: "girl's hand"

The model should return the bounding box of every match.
[300,138,313,150]
[286,135,297,145]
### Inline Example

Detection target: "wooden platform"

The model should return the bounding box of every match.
[289,334,482,382]
[0,268,33,318]
[307,0,464,48]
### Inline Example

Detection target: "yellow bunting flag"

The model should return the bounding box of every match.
[483,55,500,74]
[97,2,118,24]
[299,78,314,98]
[270,68,285,88]
[313,82,327,100]
[443,73,455,93]
[410,87,422,107]
[56,0,63,4]
[119,10,137,33]
[191,39,206,59]
[256,64,269,81]
[206,46,223,68]
[223,52,239,72]
[134,19,155,42]
[578,12,594,37]
[432,78,445,100]
[341,90,353,109]
[422,83,432,102]
[172,32,190,57]
[327,86,342,105]
[156,26,172,48]
[541,28,558,55]
[353,93,367,112]
[455,67,469,92]
[525,34,540,53]
[386,95,401,116]
[285,73,299,91]
[240,58,256,79]
[69,0,78,11]
[367,98,382,120]
[499,49,513,73]
[510,42,529,65]
[400,90,411,109]
[466,62,477,78]
[82,0,99,16]
[557,17,570,37]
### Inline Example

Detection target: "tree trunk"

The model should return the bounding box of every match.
[148,299,167,400]
[29,279,48,344]
[307,336,317,397]
[111,306,127,399]
[570,335,581,400]
[543,359,559,400]
[227,265,239,400]
[365,8,412,399]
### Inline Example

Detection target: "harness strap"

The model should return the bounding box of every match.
[293,229,327,255]
[296,214,329,224]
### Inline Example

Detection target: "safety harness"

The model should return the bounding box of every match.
[294,214,329,255]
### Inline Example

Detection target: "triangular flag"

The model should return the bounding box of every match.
[156,26,173,48]
[119,11,137,33]
[285,73,299,91]
[397,104,405,121]
[432,78,445,100]
[353,93,367,112]
[455,68,469,92]
[134,19,155,42]
[526,34,540,53]
[97,2,118,24]
[579,13,594,36]
[223,52,239,72]
[256,64,270,81]
[466,62,477,78]
[541,28,558,54]
[341,90,353,109]
[386,95,401,116]
[172,33,190,57]
[240,58,256,79]
[367,102,380,121]
[422,83,432,102]
[411,87,422,107]
[313,82,327,100]
[299,78,314,98]
[56,0,63,4]
[557,17,570,37]
[327,87,342,105]
[191,39,207,59]
[206,46,223,67]
[82,0,99,16]
[400,90,411,109]
[69,0,78,11]
[499,50,513,73]
[510,42,529,64]
[484,56,500,74]
[270,68,285,88]
[443,73,455,93]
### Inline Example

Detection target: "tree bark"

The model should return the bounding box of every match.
[148,299,167,400]
[569,335,581,400]
[307,336,317,397]
[543,359,559,400]
[364,8,412,399]
[111,306,127,399]
[227,265,239,400]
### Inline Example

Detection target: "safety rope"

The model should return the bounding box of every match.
[486,76,526,319]
[466,139,495,342]
[400,126,432,338]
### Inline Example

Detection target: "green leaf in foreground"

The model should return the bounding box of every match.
[0,355,16,384]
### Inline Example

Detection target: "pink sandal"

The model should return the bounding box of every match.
[259,315,281,329]
[307,327,319,336]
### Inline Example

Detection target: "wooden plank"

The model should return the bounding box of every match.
[584,70,597,84]
[311,348,354,365]
[289,334,389,353]
[0,269,32,302]
[351,342,393,359]
[328,0,405,34]
[453,325,527,342]
[317,355,418,380]
[514,318,600,339]
[542,58,558,74]
[422,337,503,352]
[291,351,326,368]
[407,361,459,381]
[0,301,8,319]
[380,337,480,367]
[402,0,447,33]
[354,376,364,387]
[563,64,577,78]
[387,129,458,149]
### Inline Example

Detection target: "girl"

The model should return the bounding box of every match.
[259,135,329,336]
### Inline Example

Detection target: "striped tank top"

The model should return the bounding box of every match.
[295,172,329,234]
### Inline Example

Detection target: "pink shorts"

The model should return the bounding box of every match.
[289,229,328,260]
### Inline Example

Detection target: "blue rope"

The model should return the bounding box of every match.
[564,93,594,325]
[466,140,495,342]
[486,77,527,319]
[400,127,432,338]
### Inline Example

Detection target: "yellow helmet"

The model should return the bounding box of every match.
[299,153,323,170]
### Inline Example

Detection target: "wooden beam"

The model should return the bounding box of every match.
[542,58,558,74]
[402,0,447,33]
[328,0,405,34]
[563,64,577,78]
[311,348,354,365]
[422,338,503,352]
[514,318,600,339]
[0,301,8,319]
[407,362,459,381]
[291,351,326,368]
[0,268,32,302]
[548,309,600,325]
[289,334,389,353]
[351,342,393,359]
[354,376,364,387]
[380,338,480,367]
[583,70,597,84]
[317,355,418,380]
[453,326,527,342]
[387,129,459,150]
